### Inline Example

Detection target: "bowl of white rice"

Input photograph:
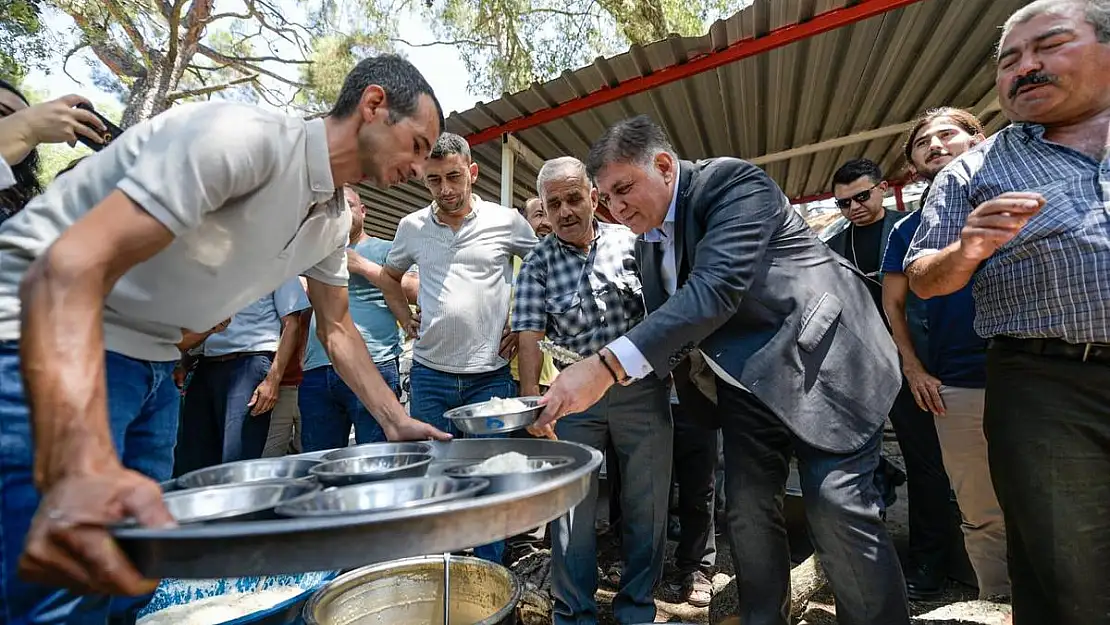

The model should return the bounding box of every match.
[442,451,574,494]
[443,396,544,435]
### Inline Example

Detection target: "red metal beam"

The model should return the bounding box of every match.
[464,0,928,147]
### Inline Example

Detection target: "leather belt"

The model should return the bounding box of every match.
[988,336,1110,365]
[200,350,274,363]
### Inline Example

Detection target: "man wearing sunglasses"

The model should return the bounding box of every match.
[828,158,954,601]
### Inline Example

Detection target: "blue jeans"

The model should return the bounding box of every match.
[299,359,400,452]
[408,361,516,563]
[0,342,179,625]
[409,362,517,437]
[174,354,273,476]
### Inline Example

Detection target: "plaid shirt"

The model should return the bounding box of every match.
[906,123,1110,343]
[512,221,645,357]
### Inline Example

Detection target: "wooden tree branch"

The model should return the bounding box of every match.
[197,44,309,87]
[61,42,89,85]
[101,0,154,66]
[181,0,214,56]
[391,36,496,48]
[167,73,258,100]
[204,10,255,24]
[165,0,189,69]
[87,41,147,78]
[208,53,312,64]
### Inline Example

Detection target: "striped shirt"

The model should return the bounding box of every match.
[905,123,1110,344]
[512,221,645,357]
[386,196,537,374]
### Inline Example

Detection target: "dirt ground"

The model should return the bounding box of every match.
[586,434,1012,624]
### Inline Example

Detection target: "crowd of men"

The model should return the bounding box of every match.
[0,0,1106,624]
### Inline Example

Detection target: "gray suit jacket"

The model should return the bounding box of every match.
[629,159,900,453]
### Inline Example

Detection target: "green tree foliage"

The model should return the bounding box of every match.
[45,0,323,126]
[348,0,732,98]
[0,0,57,82]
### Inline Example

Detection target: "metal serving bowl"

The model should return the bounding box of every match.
[163,480,321,524]
[303,555,521,625]
[175,458,320,490]
[321,441,434,462]
[308,453,433,487]
[441,455,575,495]
[275,477,489,518]
[443,396,544,435]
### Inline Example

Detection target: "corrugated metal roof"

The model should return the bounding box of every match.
[355,0,1024,240]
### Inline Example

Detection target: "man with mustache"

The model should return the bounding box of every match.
[382,132,537,563]
[509,197,558,395]
[513,156,671,624]
[905,1,1110,622]
[882,108,1010,604]
[829,158,953,600]
[534,116,910,625]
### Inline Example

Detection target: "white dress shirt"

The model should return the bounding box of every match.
[606,166,746,390]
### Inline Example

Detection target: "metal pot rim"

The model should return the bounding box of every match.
[302,554,522,625]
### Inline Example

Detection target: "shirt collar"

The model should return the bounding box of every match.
[643,164,680,243]
[304,117,338,208]
[430,194,483,226]
[555,218,602,252]
[1013,121,1047,141]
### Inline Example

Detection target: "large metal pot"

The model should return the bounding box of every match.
[303,555,522,625]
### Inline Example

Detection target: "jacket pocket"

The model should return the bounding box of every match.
[798,292,843,353]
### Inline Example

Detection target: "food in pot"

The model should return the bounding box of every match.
[137,586,303,625]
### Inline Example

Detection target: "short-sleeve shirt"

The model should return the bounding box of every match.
[204,277,310,357]
[512,221,645,358]
[303,236,404,369]
[386,197,537,373]
[883,211,985,388]
[0,102,350,362]
[509,255,559,387]
[905,123,1110,344]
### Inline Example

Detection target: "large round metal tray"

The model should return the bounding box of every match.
[113,438,602,578]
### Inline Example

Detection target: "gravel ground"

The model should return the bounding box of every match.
[586,434,1012,624]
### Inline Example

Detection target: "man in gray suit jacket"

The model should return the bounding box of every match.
[535,116,910,625]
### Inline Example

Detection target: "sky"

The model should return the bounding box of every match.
[24,4,485,118]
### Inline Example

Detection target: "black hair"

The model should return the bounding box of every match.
[0,79,41,224]
[832,158,883,188]
[429,132,471,162]
[328,55,445,131]
[586,115,675,179]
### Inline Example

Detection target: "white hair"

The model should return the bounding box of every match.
[1000,0,1110,57]
[536,157,590,198]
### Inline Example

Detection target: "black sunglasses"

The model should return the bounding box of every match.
[835,182,880,210]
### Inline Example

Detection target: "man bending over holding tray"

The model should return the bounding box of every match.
[513,156,672,625]
[0,55,449,625]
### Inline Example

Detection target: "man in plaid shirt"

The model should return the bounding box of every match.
[513,156,672,625]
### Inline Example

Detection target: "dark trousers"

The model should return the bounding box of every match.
[175,353,274,476]
[985,346,1110,624]
[718,383,909,625]
[887,378,954,571]
[671,401,717,575]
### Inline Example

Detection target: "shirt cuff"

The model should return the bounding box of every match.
[606,336,653,380]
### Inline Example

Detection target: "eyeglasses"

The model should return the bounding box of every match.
[834,182,880,210]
